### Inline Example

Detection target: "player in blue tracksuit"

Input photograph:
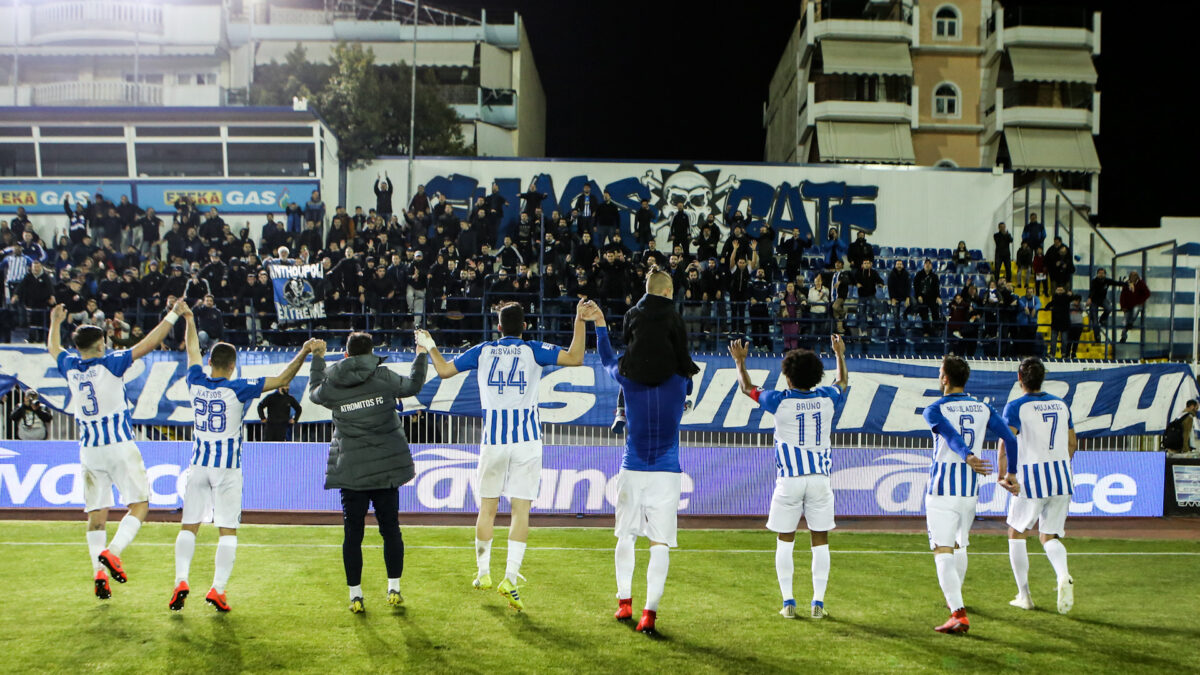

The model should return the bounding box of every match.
[584,284,690,637]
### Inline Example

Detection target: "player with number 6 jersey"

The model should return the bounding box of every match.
[47,299,190,600]
[169,312,319,613]
[1001,357,1078,615]
[921,356,1019,635]
[421,300,587,611]
[732,335,848,620]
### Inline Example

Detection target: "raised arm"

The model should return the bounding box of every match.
[586,301,620,371]
[264,339,319,392]
[307,345,329,404]
[46,305,67,356]
[831,334,848,390]
[557,299,588,367]
[130,298,189,360]
[417,330,459,379]
[184,306,201,367]
[728,339,756,399]
[393,351,429,398]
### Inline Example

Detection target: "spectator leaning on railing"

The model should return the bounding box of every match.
[1118,271,1151,343]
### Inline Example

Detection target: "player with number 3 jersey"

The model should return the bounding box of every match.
[47,299,189,600]
[732,335,848,621]
[421,300,587,611]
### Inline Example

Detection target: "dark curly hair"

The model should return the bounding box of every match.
[1018,357,1045,391]
[782,348,824,390]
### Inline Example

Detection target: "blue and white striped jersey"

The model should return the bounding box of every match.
[186,364,265,469]
[754,386,845,477]
[57,349,136,447]
[3,252,31,285]
[923,393,1018,497]
[453,336,561,445]
[1004,391,1074,498]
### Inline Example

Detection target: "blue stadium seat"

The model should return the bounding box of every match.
[969,249,983,261]
[872,244,881,255]
[895,247,909,257]
[880,246,894,258]
[938,248,952,259]
[976,262,991,275]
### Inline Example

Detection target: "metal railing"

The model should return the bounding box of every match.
[32,81,162,107]
[815,0,913,23]
[31,1,163,37]
[1,387,1157,450]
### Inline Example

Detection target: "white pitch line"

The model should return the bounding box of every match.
[1,541,1198,556]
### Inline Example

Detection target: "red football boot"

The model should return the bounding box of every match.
[205,588,232,612]
[614,598,633,621]
[934,608,970,634]
[97,549,126,583]
[635,609,657,634]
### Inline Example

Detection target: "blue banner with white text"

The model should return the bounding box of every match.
[0,181,134,214]
[133,180,318,214]
[1,346,1195,437]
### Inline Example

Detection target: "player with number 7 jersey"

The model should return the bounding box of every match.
[731,336,848,621]
[421,301,588,611]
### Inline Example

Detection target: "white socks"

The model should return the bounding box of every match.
[811,544,830,604]
[775,539,795,602]
[615,535,635,599]
[213,535,236,593]
[1009,539,1031,597]
[475,538,492,577]
[505,540,526,584]
[349,584,362,600]
[388,578,400,592]
[174,530,196,584]
[954,547,968,583]
[935,552,965,611]
[108,514,141,556]
[1043,538,1070,583]
[645,545,669,612]
[86,530,106,573]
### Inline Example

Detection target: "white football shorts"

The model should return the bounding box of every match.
[614,469,682,548]
[477,441,543,501]
[79,441,150,513]
[1006,493,1070,537]
[181,466,244,529]
[925,493,978,550]
[766,474,836,534]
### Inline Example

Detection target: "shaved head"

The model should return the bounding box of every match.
[646,269,673,297]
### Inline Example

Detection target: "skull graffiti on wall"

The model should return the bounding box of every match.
[640,163,740,246]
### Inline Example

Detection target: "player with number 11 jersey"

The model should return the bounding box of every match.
[732,336,848,621]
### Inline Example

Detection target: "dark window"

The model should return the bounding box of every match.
[136,126,221,137]
[227,126,313,137]
[0,127,32,137]
[39,126,125,137]
[227,143,315,177]
[39,143,128,177]
[0,143,37,176]
[135,143,223,177]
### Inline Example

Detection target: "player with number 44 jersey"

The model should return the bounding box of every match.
[731,335,848,621]
[169,309,320,613]
[421,300,588,611]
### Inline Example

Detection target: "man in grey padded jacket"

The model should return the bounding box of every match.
[308,331,429,614]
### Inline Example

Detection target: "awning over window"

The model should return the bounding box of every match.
[1005,127,1101,172]
[1008,47,1097,85]
[816,121,916,164]
[820,39,913,77]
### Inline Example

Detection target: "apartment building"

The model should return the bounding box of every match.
[0,0,546,157]
[764,0,1100,211]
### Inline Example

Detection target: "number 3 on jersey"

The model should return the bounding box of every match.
[487,357,528,395]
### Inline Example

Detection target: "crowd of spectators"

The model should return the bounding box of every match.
[0,182,1154,358]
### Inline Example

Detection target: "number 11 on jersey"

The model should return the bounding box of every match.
[796,411,822,446]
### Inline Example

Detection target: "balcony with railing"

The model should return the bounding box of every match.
[805,0,915,44]
[986,4,1099,53]
[984,84,1098,138]
[32,81,162,106]
[30,1,164,43]
[806,76,914,125]
[451,87,518,128]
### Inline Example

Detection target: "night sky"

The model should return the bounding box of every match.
[441,0,1199,229]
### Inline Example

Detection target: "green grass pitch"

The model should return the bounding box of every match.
[1,521,1198,673]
